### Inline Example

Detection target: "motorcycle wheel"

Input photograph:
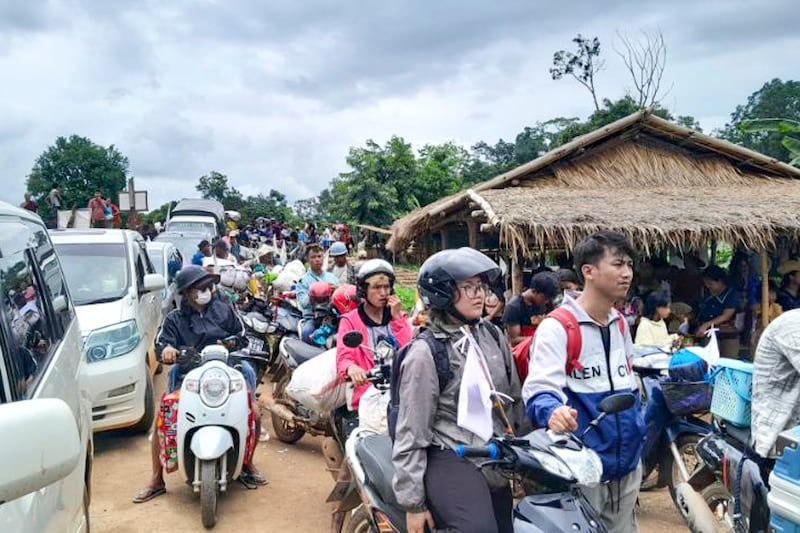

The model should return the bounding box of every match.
[270,410,306,443]
[344,506,377,533]
[200,460,218,529]
[701,483,736,531]
[674,482,719,533]
[667,434,702,505]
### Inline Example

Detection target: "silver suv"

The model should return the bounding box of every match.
[0,202,92,532]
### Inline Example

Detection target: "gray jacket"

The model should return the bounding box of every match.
[391,314,524,512]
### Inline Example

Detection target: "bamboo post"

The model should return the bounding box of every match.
[761,249,770,328]
[467,220,478,249]
[440,229,448,251]
[511,250,524,295]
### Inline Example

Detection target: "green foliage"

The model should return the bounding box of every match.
[717,79,800,162]
[740,118,800,166]
[142,201,177,225]
[196,170,244,210]
[393,285,417,311]
[26,135,129,220]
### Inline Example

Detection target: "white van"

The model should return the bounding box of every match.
[0,202,93,532]
[50,229,165,432]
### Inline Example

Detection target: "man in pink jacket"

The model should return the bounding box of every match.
[336,259,413,410]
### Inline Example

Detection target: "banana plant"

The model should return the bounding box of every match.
[740,118,800,167]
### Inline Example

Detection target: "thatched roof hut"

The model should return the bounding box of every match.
[388,110,800,262]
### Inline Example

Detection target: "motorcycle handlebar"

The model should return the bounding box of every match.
[455,443,501,460]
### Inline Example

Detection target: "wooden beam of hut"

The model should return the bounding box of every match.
[471,210,485,218]
[466,189,500,228]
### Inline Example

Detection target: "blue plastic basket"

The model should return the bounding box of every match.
[710,358,753,427]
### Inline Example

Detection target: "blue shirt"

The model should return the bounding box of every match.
[191,251,205,266]
[295,270,339,314]
[696,288,741,324]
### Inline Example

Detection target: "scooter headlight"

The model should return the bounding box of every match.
[530,449,575,481]
[549,446,604,486]
[199,368,230,407]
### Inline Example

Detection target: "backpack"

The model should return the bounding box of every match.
[548,307,626,375]
[387,323,509,441]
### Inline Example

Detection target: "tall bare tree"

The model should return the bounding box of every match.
[550,34,604,111]
[614,29,669,108]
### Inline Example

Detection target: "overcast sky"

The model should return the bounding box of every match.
[1,0,797,210]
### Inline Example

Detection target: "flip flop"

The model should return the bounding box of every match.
[132,486,166,504]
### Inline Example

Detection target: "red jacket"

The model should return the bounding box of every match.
[336,306,413,409]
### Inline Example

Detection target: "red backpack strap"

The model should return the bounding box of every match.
[547,307,582,374]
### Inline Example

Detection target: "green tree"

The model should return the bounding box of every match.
[239,190,293,223]
[717,79,800,161]
[411,142,468,208]
[195,170,246,211]
[142,201,177,225]
[321,137,416,227]
[293,197,321,222]
[740,118,800,166]
[551,34,604,111]
[26,135,129,219]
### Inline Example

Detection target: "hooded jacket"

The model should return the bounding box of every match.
[335,304,413,409]
[522,293,645,481]
[391,314,525,512]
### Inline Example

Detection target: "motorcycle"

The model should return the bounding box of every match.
[266,295,303,376]
[268,335,329,443]
[335,391,642,533]
[634,353,713,502]
[174,339,262,529]
[685,419,771,532]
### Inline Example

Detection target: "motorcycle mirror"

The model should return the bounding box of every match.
[598,392,636,415]
[343,331,363,348]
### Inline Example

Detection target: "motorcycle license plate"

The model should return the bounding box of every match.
[247,336,264,352]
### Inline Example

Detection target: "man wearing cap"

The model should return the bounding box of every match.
[132,266,267,503]
[503,271,561,347]
[296,244,339,314]
[327,241,357,285]
[778,260,800,311]
[192,239,211,266]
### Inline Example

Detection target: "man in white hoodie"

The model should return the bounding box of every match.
[523,231,645,533]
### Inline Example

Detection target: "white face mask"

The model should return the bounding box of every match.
[194,289,212,305]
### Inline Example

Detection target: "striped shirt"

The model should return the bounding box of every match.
[752,309,800,457]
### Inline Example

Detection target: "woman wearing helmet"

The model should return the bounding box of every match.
[335,259,413,410]
[392,248,523,533]
[327,241,357,285]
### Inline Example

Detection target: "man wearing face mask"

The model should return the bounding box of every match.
[132,266,267,504]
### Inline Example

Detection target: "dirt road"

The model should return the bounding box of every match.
[90,372,689,532]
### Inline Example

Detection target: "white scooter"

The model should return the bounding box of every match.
[176,341,254,529]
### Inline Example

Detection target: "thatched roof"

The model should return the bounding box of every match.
[388,110,800,254]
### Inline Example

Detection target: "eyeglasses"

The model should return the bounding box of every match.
[457,282,487,298]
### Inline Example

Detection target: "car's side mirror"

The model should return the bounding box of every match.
[143,273,166,293]
[0,399,81,502]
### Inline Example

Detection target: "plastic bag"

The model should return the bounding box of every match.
[358,386,389,434]
[220,268,251,291]
[286,348,346,412]
[157,391,181,473]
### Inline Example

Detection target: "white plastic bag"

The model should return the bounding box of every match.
[286,348,347,412]
[273,260,306,293]
[219,268,251,291]
[358,385,389,434]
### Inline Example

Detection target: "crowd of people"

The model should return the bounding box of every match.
[118,212,800,533]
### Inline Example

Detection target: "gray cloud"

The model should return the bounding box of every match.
[0,0,796,211]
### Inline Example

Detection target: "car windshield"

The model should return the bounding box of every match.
[148,248,164,275]
[166,221,214,235]
[154,234,202,265]
[55,243,129,305]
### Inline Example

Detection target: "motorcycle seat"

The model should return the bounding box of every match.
[283,337,325,366]
[355,434,398,507]
[723,423,752,449]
